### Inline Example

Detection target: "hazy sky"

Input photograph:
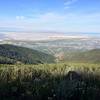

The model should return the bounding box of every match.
[0,0,100,33]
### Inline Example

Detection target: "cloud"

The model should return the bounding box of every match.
[0,12,100,33]
[64,0,78,9]
[64,0,78,5]
[36,12,66,22]
[64,6,70,9]
[16,16,25,20]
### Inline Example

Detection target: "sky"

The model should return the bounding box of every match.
[0,0,100,33]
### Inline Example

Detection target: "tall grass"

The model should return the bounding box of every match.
[0,63,100,100]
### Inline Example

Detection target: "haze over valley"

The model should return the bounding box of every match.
[0,31,100,63]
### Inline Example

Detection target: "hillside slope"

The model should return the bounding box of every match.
[0,44,55,64]
[64,49,100,63]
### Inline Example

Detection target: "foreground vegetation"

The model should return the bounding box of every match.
[0,63,100,100]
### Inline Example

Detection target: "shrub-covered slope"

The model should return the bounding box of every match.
[0,44,55,64]
[63,49,100,63]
